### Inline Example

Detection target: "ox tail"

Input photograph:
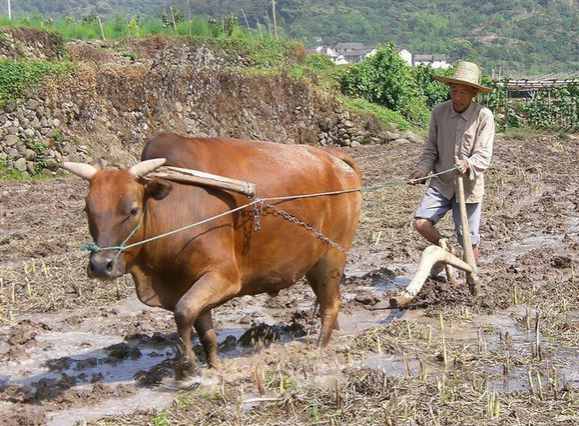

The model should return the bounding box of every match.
[321,147,361,176]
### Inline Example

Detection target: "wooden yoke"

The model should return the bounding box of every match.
[149,166,256,197]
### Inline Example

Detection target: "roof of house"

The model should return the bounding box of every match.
[414,54,449,62]
[342,47,376,58]
[334,42,366,51]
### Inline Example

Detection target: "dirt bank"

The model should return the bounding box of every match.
[0,133,578,425]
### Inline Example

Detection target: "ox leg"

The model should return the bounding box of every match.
[306,254,345,348]
[194,310,221,370]
[173,272,239,380]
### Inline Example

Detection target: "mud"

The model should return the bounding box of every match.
[0,134,578,425]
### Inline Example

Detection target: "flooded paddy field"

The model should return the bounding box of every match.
[0,134,577,425]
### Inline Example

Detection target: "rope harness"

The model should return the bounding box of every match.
[80,165,459,255]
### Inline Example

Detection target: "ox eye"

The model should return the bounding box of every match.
[129,207,139,216]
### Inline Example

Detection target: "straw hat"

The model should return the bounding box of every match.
[434,61,493,93]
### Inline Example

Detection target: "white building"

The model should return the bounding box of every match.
[311,44,452,68]
[398,48,413,66]
[412,54,452,69]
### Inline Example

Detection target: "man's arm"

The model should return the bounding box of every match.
[411,110,439,179]
[465,109,495,180]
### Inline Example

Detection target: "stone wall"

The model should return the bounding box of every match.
[0,36,422,175]
[0,28,65,60]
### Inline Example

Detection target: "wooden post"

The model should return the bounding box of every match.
[504,84,509,133]
[98,16,106,41]
[256,18,264,40]
[186,0,192,35]
[264,13,272,38]
[271,0,279,40]
[241,9,251,32]
[169,6,177,33]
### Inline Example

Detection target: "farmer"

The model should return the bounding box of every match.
[408,61,495,277]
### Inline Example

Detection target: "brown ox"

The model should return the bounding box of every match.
[63,132,362,379]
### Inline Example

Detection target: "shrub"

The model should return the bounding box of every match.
[412,64,450,109]
[305,53,335,71]
[0,60,77,107]
[340,42,429,125]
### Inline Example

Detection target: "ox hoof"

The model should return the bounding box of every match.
[389,294,414,309]
[175,360,199,382]
[208,358,223,371]
[175,376,202,390]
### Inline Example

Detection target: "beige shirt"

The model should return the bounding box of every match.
[415,100,495,203]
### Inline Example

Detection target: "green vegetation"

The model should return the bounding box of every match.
[340,44,450,127]
[0,60,77,107]
[4,1,577,74]
[273,0,579,75]
[0,12,273,43]
[411,64,451,109]
[343,98,415,132]
[517,86,579,129]
[0,158,27,181]
[151,413,170,426]
[192,36,304,68]
[478,79,579,131]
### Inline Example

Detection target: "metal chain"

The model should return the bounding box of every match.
[253,199,264,231]
[254,197,349,255]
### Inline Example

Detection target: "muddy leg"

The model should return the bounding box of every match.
[194,310,221,370]
[173,271,239,380]
[305,254,345,348]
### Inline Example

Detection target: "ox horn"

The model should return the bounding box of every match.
[129,158,167,178]
[62,162,98,180]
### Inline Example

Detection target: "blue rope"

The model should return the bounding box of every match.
[80,209,146,254]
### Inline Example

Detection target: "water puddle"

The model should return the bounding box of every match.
[45,388,175,426]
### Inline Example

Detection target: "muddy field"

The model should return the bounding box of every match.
[0,134,578,425]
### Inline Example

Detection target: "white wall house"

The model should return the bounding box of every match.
[311,44,452,68]
[398,48,413,66]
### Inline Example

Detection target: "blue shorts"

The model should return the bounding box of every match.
[415,186,481,245]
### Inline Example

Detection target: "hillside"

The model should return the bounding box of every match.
[4,0,578,75]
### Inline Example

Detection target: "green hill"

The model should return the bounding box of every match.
[4,0,578,75]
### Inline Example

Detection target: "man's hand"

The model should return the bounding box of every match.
[455,159,470,174]
[407,171,425,185]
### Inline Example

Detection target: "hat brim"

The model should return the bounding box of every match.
[434,76,494,93]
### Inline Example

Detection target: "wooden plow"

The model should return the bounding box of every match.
[390,160,481,308]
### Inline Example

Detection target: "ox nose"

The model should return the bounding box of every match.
[88,252,118,279]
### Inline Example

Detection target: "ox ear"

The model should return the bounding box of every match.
[62,162,98,180]
[145,179,173,201]
[129,158,166,178]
